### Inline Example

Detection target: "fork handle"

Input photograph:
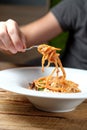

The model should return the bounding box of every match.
[24,45,38,51]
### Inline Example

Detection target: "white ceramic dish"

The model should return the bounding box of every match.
[0,67,87,112]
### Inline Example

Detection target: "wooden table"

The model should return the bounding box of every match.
[0,62,87,130]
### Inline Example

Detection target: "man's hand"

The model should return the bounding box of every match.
[0,19,26,54]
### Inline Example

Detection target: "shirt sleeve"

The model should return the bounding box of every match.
[51,0,77,31]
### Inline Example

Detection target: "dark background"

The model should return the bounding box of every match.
[0,0,47,5]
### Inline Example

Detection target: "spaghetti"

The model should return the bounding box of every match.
[29,44,81,93]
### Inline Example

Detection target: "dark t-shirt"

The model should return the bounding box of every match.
[51,0,87,70]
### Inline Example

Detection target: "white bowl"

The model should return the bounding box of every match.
[0,67,87,112]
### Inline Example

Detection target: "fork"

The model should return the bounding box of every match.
[24,45,38,51]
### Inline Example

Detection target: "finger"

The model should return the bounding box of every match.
[0,39,8,50]
[6,19,25,52]
[0,22,17,53]
[0,39,15,54]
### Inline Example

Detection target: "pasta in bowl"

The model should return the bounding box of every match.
[0,67,87,112]
[28,44,81,93]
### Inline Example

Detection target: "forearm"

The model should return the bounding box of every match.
[0,11,63,54]
[20,12,63,47]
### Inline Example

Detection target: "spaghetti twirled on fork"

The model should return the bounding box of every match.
[28,44,81,93]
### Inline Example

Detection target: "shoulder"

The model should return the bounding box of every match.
[51,0,84,13]
[51,0,86,31]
